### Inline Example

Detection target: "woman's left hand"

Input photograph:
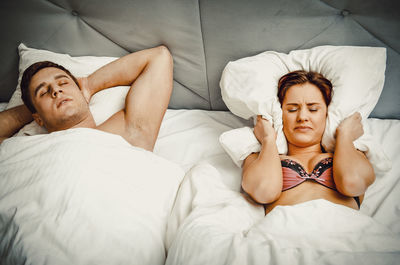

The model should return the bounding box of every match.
[336,112,364,141]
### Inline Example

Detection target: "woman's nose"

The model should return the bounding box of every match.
[297,108,309,122]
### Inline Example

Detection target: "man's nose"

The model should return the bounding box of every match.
[51,86,63,98]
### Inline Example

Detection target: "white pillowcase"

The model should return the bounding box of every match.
[220,45,391,174]
[7,43,128,135]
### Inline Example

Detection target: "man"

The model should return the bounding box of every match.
[0,45,173,151]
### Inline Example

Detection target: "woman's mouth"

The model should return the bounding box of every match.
[295,126,312,132]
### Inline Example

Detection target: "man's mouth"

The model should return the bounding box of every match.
[57,98,71,108]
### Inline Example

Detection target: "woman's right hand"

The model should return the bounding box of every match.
[253,115,276,144]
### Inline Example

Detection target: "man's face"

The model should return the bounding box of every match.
[29,67,90,132]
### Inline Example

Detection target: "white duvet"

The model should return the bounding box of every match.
[166,118,400,265]
[0,128,184,265]
[1,110,399,265]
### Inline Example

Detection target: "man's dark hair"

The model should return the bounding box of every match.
[21,61,79,113]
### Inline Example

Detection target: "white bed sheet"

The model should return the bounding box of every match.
[164,116,400,265]
[1,108,399,265]
[0,102,7,112]
[0,108,250,265]
[155,109,252,188]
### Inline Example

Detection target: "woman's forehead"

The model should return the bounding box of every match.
[283,83,325,103]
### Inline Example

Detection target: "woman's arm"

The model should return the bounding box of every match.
[333,112,375,197]
[0,105,33,144]
[242,116,282,204]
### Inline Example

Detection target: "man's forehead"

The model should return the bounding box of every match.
[32,67,69,81]
[29,67,70,89]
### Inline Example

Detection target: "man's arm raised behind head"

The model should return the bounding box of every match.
[90,46,173,151]
[0,105,33,144]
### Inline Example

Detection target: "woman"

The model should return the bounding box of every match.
[242,70,375,214]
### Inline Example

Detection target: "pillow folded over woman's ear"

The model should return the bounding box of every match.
[220,45,391,174]
[7,43,128,136]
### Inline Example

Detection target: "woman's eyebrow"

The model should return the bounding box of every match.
[284,102,321,106]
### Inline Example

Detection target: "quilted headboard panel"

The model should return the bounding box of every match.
[0,0,399,118]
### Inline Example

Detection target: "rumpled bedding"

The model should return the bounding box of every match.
[1,110,399,265]
[0,128,184,265]
[166,118,400,265]
[166,163,400,265]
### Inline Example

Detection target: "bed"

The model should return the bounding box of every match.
[0,0,399,264]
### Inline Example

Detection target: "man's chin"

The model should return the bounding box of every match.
[45,112,88,132]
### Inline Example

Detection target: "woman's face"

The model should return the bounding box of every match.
[282,82,328,148]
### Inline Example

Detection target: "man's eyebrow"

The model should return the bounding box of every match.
[54,74,70,80]
[33,74,70,97]
[34,82,46,97]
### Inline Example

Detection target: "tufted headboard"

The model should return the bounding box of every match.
[1,0,399,119]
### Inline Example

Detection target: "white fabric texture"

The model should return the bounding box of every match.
[219,45,391,174]
[7,43,127,136]
[0,106,399,264]
[0,102,7,112]
[167,184,400,265]
[166,118,400,264]
[219,127,261,168]
[0,109,249,264]
[0,128,184,265]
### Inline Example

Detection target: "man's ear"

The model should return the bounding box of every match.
[32,113,44,127]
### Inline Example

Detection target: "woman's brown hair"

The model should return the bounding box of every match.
[277,70,333,106]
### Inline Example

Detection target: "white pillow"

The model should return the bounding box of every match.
[7,43,129,136]
[220,45,391,174]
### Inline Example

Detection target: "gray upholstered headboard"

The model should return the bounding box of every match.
[1,0,399,118]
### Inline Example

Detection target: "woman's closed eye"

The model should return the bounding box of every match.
[287,107,318,113]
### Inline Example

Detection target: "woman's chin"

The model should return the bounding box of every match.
[289,137,320,148]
